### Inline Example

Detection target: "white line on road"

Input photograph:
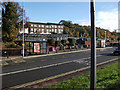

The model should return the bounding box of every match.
[0,55,102,76]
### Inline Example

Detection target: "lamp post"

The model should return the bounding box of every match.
[90,0,96,89]
[105,31,106,41]
[22,0,24,57]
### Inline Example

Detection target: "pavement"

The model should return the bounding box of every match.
[1,46,118,89]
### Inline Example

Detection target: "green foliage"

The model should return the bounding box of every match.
[59,20,116,39]
[2,2,28,42]
[68,38,76,46]
[61,40,67,46]
[48,62,120,89]
[55,40,61,47]
[47,38,55,46]
[5,42,21,48]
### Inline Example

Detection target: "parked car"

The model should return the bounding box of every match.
[113,48,120,55]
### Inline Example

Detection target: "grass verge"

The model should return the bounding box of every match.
[47,61,120,89]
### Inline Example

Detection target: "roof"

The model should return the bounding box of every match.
[24,33,69,37]
[27,22,63,26]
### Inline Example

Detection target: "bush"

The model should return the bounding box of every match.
[47,38,55,46]
[61,40,67,46]
[55,40,62,47]
[5,42,21,48]
[68,38,76,46]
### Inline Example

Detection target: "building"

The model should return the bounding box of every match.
[18,22,69,55]
[20,22,64,34]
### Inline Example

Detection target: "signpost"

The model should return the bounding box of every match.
[90,0,96,89]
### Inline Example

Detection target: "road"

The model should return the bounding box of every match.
[1,47,118,89]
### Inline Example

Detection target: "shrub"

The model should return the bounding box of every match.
[68,38,76,46]
[5,42,21,48]
[47,38,55,46]
[61,40,67,46]
[55,40,62,47]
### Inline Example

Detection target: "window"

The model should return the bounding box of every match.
[58,26,61,28]
[42,25,44,27]
[55,29,57,33]
[31,28,33,31]
[47,29,49,33]
[52,29,54,32]
[59,29,61,33]
[52,25,54,28]
[34,24,37,27]
[61,26,63,28]
[42,29,44,33]
[34,28,37,32]
[46,25,49,28]
[50,25,52,28]
[55,25,57,28]
[39,25,40,27]
[31,24,33,27]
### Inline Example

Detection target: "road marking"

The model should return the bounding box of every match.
[12,59,26,63]
[0,55,103,76]
[1,61,8,66]
[10,57,118,89]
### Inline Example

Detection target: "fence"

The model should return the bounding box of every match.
[2,48,22,56]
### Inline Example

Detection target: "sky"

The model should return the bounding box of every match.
[23,2,118,32]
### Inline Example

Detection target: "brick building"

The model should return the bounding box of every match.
[20,22,64,34]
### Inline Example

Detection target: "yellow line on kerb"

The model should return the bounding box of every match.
[9,57,118,89]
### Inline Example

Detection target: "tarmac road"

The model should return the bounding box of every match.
[1,47,118,89]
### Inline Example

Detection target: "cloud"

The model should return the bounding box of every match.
[73,19,90,26]
[74,9,118,32]
[96,9,118,32]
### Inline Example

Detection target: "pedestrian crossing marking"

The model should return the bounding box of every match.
[12,59,26,63]
[1,61,9,66]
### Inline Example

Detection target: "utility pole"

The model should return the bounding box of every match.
[22,0,24,57]
[97,30,99,39]
[105,31,106,41]
[90,0,96,89]
[115,30,117,40]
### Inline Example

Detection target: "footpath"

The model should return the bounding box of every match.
[0,47,114,67]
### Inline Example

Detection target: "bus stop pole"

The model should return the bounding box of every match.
[90,0,96,89]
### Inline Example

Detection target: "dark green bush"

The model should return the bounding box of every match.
[68,38,76,46]
[47,38,55,46]
[61,40,67,46]
[55,40,61,46]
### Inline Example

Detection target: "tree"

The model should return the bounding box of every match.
[2,2,28,42]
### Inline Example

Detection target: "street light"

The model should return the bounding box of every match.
[22,0,24,57]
